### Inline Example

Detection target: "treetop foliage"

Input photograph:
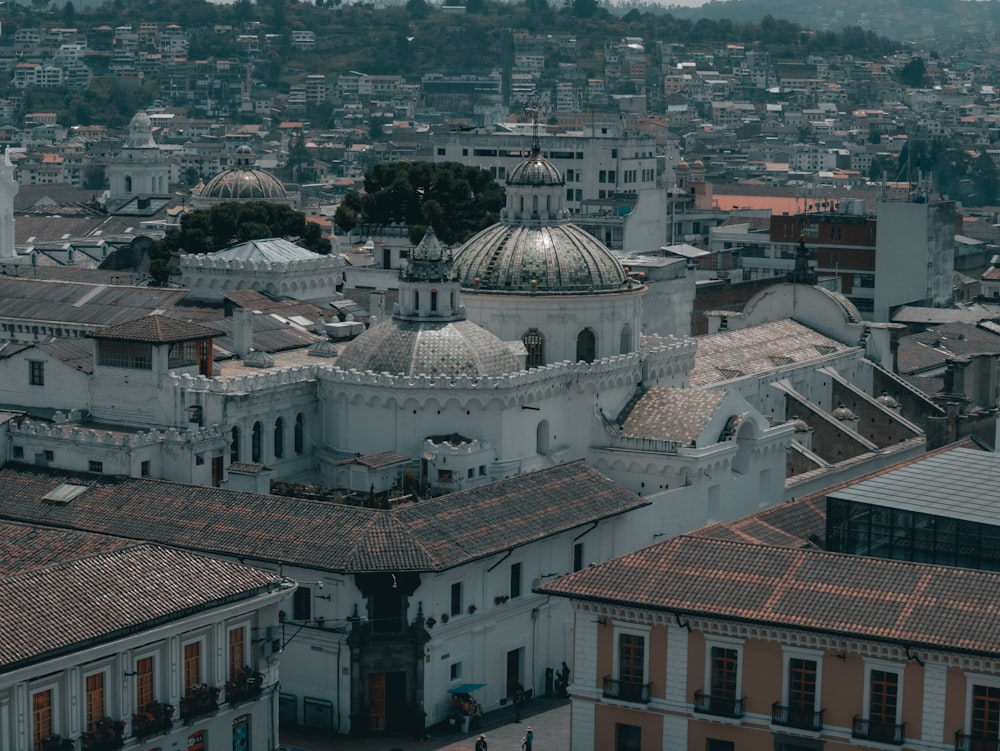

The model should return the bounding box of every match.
[336,161,505,246]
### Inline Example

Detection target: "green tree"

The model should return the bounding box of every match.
[351,161,503,245]
[899,57,927,88]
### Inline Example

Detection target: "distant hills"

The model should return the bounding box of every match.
[659,0,1000,45]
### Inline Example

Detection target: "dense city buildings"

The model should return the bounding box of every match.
[3,2,1000,750]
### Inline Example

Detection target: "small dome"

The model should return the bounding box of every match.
[336,319,519,378]
[676,160,690,173]
[308,340,339,358]
[244,349,275,368]
[507,146,564,187]
[791,418,811,432]
[832,404,857,421]
[876,392,900,409]
[691,159,705,170]
[201,146,287,201]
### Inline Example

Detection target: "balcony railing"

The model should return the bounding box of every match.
[852,715,905,745]
[771,702,823,732]
[132,701,174,741]
[179,684,220,724]
[38,737,74,751]
[955,731,1000,751]
[602,676,652,704]
[226,667,264,705]
[81,717,125,751]
[694,690,745,718]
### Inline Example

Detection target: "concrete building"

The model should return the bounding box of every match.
[432,121,666,252]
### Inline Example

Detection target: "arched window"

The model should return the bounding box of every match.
[523,329,545,369]
[619,323,632,354]
[414,290,420,311]
[576,328,596,363]
[125,175,132,193]
[294,413,304,454]
[430,289,438,312]
[536,420,550,455]
[251,421,262,463]
[230,426,241,463]
[273,416,284,459]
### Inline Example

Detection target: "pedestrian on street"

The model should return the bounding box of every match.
[520,736,527,751]
[525,727,533,751]
[513,683,526,722]
[476,734,488,751]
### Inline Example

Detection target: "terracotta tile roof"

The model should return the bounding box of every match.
[692,320,851,386]
[538,534,1000,655]
[90,314,223,343]
[0,523,282,671]
[619,387,725,446]
[0,460,647,573]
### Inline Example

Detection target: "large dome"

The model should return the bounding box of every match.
[201,146,287,201]
[453,223,630,293]
[335,319,519,378]
[452,143,631,294]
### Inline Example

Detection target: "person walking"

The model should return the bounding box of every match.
[524,727,533,751]
[476,734,488,751]
[513,683,525,722]
[520,736,527,751]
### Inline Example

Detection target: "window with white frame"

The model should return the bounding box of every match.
[85,669,108,731]
[32,686,54,747]
[134,653,157,710]
[183,638,206,693]
[613,623,650,691]
[704,636,744,703]
[965,673,1000,743]
[778,646,823,727]
[862,658,904,729]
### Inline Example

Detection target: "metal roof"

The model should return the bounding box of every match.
[829,447,1000,524]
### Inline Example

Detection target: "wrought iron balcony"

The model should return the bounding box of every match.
[38,737,74,751]
[771,702,823,732]
[226,667,264,705]
[693,689,745,718]
[132,701,174,741]
[602,676,652,703]
[81,717,125,751]
[179,684,220,724]
[955,731,1000,751]
[852,715,905,745]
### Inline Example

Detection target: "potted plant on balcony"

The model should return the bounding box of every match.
[179,683,220,724]
[39,736,75,751]
[425,617,436,628]
[132,701,174,741]
[468,604,477,614]
[81,717,126,751]
[226,666,264,705]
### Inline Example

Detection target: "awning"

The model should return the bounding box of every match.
[448,683,486,694]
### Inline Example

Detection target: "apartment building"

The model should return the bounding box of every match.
[539,444,1000,751]
[0,522,289,751]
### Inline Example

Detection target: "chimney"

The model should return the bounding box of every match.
[233,308,258,357]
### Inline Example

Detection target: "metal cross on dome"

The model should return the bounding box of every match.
[522,96,550,153]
